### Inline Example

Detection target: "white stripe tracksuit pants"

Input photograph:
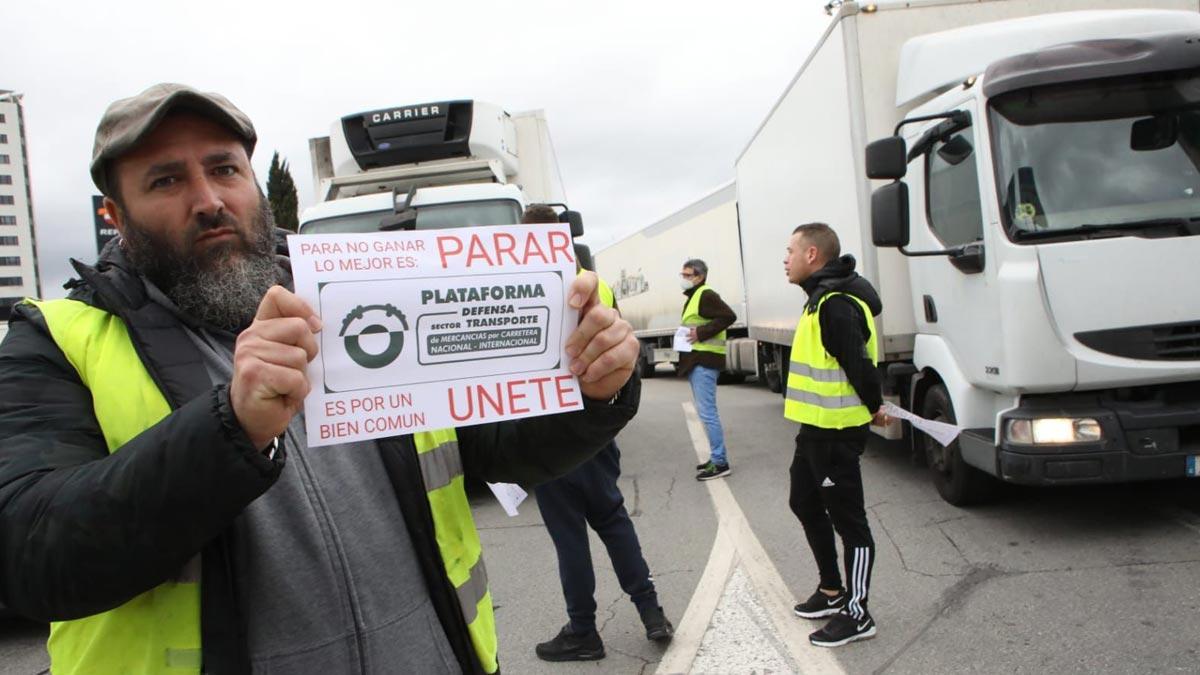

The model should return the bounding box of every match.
[788,434,876,620]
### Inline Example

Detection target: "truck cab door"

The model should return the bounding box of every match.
[905,100,1003,390]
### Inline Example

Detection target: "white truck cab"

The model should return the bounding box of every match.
[866,9,1200,503]
[736,1,1200,505]
[300,183,526,235]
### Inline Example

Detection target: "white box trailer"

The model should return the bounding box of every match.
[593,182,753,378]
[739,0,1198,378]
[736,0,1200,504]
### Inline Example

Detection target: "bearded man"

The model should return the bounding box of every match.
[0,83,641,675]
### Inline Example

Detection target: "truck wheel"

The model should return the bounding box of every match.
[762,345,784,394]
[922,384,995,506]
[637,349,656,379]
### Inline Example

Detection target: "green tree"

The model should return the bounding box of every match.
[266,151,299,232]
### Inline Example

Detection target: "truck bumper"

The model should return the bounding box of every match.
[992,384,1200,486]
[998,446,1193,485]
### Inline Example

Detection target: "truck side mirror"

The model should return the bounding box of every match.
[559,210,584,237]
[936,134,974,166]
[1131,114,1178,151]
[574,243,595,271]
[871,182,910,247]
[866,137,908,179]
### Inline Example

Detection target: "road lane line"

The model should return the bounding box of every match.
[656,402,845,675]
[656,525,737,673]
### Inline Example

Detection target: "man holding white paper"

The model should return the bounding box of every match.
[677,258,737,480]
[0,84,640,675]
[783,223,887,649]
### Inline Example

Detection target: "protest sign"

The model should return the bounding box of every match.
[288,223,582,447]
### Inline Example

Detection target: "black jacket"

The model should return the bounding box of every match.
[799,255,883,440]
[0,234,638,674]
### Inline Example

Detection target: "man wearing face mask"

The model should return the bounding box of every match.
[677,259,736,481]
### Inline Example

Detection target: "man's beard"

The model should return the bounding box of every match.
[120,197,279,332]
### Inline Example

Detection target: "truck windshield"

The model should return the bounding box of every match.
[990,69,1200,242]
[301,199,523,234]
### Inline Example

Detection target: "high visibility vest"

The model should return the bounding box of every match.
[783,292,878,429]
[680,284,726,355]
[597,277,615,310]
[30,298,498,674]
[577,269,615,310]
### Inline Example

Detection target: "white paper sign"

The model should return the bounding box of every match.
[672,326,693,353]
[288,224,582,447]
[487,482,528,517]
[882,401,962,447]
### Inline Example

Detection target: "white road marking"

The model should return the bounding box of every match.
[656,402,846,675]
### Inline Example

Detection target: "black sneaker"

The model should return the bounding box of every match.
[696,460,711,471]
[535,624,605,661]
[793,588,846,619]
[640,606,674,642]
[809,611,876,648]
[696,463,731,481]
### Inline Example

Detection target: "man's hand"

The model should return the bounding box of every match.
[686,327,698,344]
[230,286,322,450]
[871,408,890,427]
[563,271,638,401]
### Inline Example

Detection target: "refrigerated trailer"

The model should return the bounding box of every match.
[299,100,593,265]
[735,0,1200,504]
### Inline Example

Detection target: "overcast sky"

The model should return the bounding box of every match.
[4,1,829,296]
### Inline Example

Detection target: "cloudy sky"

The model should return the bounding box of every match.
[4,1,829,296]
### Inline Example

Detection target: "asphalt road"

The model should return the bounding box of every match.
[4,375,1200,674]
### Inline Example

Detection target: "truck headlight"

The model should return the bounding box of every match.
[1006,418,1102,445]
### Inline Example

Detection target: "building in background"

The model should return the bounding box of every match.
[0,90,41,324]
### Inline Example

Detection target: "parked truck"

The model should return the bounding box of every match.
[592,182,757,379]
[735,0,1200,504]
[298,99,591,263]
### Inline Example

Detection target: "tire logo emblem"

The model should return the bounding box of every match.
[340,304,409,369]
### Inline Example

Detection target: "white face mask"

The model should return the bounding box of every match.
[680,277,696,290]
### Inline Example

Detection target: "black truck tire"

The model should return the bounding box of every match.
[922,383,996,506]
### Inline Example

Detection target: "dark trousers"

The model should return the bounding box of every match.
[788,434,876,620]
[534,441,658,634]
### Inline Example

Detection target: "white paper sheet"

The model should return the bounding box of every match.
[881,401,962,447]
[672,326,693,353]
[487,482,528,517]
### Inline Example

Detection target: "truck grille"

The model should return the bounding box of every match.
[1076,321,1200,361]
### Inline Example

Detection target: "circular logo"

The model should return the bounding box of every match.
[340,304,409,369]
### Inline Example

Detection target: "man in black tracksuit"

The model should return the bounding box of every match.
[783,222,887,648]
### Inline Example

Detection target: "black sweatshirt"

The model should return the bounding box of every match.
[797,255,883,440]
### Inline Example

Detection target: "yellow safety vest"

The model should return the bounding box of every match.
[680,284,726,355]
[597,277,615,310]
[29,298,498,674]
[783,292,878,429]
[576,268,615,310]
